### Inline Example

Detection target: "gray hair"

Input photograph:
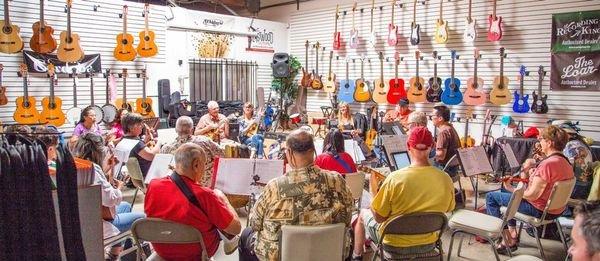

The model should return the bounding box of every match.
[175,116,194,136]
[286,129,315,154]
[407,112,427,126]
[207,101,219,109]
[174,143,206,171]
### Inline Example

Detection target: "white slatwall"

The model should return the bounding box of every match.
[0,0,166,132]
[289,0,600,140]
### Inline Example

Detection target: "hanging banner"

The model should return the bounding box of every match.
[551,10,600,53]
[551,52,600,91]
[246,27,275,53]
[22,51,102,75]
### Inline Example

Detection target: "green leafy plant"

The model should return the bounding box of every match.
[270,55,301,122]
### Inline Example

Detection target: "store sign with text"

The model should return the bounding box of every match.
[22,51,102,75]
[194,15,234,31]
[247,27,275,52]
[551,52,600,90]
[552,10,600,52]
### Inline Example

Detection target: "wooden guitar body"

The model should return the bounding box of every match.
[57,31,84,62]
[311,75,323,90]
[136,98,155,117]
[463,77,487,106]
[115,99,133,112]
[300,69,312,87]
[40,96,66,126]
[114,33,137,61]
[31,22,57,54]
[512,91,530,114]
[353,79,371,102]
[426,78,442,103]
[531,92,548,114]
[409,24,420,45]
[434,20,449,44]
[14,96,40,124]
[463,18,477,43]
[489,76,511,105]
[487,15,503,41]
[0,21,24,54]
[387,79,407,104]
[372,79,389,105]
[407,77,426,103]
[137,30,158,57]
[460,135,475,148]
[0,86,6,105]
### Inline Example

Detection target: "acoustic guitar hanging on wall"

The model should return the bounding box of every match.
[114,5,137,61]
[0,0,24,54]
[30,0,57,54]
[40,64,66,126]
[14,64,40,124]
[137,3,158,58]
[57,0,84,63]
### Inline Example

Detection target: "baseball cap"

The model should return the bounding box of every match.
[406,126,434,150]
[399,98,409,106]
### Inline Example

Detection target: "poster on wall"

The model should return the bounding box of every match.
[247,27,275,53]
[551,52,600,90]
[551,10,600,53]
[23,51,102,75]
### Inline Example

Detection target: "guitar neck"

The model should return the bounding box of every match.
[142,75,147,99]
[492,0,497,18]
[90,76,95,105]
[370,1,374,31]
[451,58,455,79]
[468,0,472,20]
[66,5,71,38]
[49,76,55,104]
[379,58,383,82]
[391,1,395,25]
[105,70,110,104]
[394,61,399,79]
[433,59,438,79]
[438,0,443,21]
[40,0,45,28]
[144,6,149,34]
[123,8,128,35]
[4,0,10,25]
[23,76,29,100]
[360,60,364,79]
[72,76,77,106]
[538,68,543,94]
[412,0,417,24]
[464,119,469,138]
[499,55,504,81]
[123,76,127,102]
[473,58,478,80]
[345,62,349,81]
[520,75,524,95]
[416,57,419,78]
[315,46,319,75]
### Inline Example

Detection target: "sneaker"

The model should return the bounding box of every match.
[223,235,240,255]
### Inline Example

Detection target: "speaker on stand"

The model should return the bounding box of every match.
[271,53,290,78]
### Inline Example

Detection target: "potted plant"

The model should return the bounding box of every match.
[270,55,301,130]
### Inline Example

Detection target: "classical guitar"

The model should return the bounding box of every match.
[114,5,137,61]
[354,56,372,102]
[372,52,389,105]
[349,2,359,49]
[0,0,24,54]
[86,70,104,124]
[14,64,40,124]
[433,0,449,44]
[387,0,398,46]
[65,68,82,124]
[513,65,530,113]
[310,42,323,90]
[40,64,66,126]
[364,105,378,150]
[464,49,487,106]
[388,52,406,104]
[300,40,312,88]
[30,0,57,54]
[323,51,336,93]
[368,0,376,48]
[136,68,155,117]
[426,51,443,103]
[115,69,133,111]
[531,66,548,114]
[488,0,503,42]
[338,58,355,103]
[409,0,421,46]
[0,64,7,105]
[332,5,341,50]
[460,108,475,148]
[101,69,118,123]
[137,3,158,58]
[57,0,84,63]
[490,47,511,105]
[441,51,463,105]
[407,51,426,103]
[462,0,477,43]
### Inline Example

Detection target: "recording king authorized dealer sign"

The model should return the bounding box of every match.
[551,52,599,90]
[551,10,600,53]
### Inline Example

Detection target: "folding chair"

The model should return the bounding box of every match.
[279,223,346,261]
[126,157,147,207]
[131,218,208,261]
[345,172,366,209]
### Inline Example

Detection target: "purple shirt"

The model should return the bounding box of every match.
[73,123,102,137]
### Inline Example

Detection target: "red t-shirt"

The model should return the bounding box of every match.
[528,155,574,214]
[144,175,234,260]
[314,152,357,175]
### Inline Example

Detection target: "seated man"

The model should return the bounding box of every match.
[194,100,230,141]
[383,98,412,127]
[569,201,600,261]
[431,104,460,177]
[352,127,455,260]
[239,130,355,260]
[145,143,241,260]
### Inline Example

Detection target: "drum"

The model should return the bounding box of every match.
[312,117,327,125]
[289,113,301,124]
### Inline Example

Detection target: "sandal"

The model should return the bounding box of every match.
[496,244,518,255]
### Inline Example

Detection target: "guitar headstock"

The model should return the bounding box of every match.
[0,64,3,72]
[47,64,56,78]
[66,0,72,8]
[329,50,333,60]
[141,68,147,79]
[465,107,474,120]
[315,41,320,50]
[122,68,128,78]
[305,40,309,48]
[379,51,384,60]
[143,3,149,15]
[519,65,527,77]
[394,51,400,64]
[538,65,546,77]
[433,51,438,60]
[19,64,28,77]
[474,48,480,60]
[499,47,506,58]
[104,69,111,78]
[415,50,420,60]
[335,4,339,20]
[352,2,357,12]
[451,50,457,60]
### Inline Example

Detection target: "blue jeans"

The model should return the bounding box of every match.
[111,202,146,233]
[485,191,559,227]
[243,134,264,157]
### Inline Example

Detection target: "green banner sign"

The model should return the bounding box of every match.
[552,10,600,53]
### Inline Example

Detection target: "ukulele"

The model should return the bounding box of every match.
[460,108,475,148]
[65,68,82,124]
[30,0,57,54]
[136,68,155,117]
[364,105,378,150]
[372,52,389,104]
[490,47,511,105]
[338,58,355,103]
[433,0,449,44]
[57,0,84,63]
[14,64,40,124]
[441,51,463,105]
[114,5,137,61]
[512,65,530,113]
[407,51,426,103]
[387,52,407,104]
[310,42,323,90]
[409,0,421,46]
[368,0,376,48]
[300,40,312,88]
[333,5,341,50]
[40,64,66,126]
[86,70,104,124]
[0,64,7,105]
[387,0,398,46]
[463,0,477,43]
[349,2,359,49]
[0,0,23,54]
[353,56,372,102]
[323,51,336,93]
[137,3,158,58]
[531,66,549,114]
[464,49,487,106]
[488,0,503,42]
[115,69,133,111]
[101,69,118,123]
[426,51,443,103]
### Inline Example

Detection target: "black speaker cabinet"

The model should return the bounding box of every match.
[158,79,171,118]
[272,53,290,78]
[246,0,260,13]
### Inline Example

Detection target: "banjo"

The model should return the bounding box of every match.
[65,68,82,124]
[86,69,104,124]
[101,69,118,123]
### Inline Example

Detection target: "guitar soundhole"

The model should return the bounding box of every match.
[66,37,73,44]
[144,36,150,41]
[2,26,12,34]
[122,104,129,109]
[23,101,31,108]
[49,103,56,109]
[121,39,129,45]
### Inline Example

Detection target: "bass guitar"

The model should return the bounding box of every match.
[310,42,323,90]
[0,0,23,54]
[323,51,336,93]
[115,68,133,111]
[407,51,426,103]
[433,0,449,44]
[137,3,158,58]
[333,5,341,50]
[512,65,530,113]
[40,64,66,126]
[101,69,118,124]
[30,0,57,54]
[463,49,486,106]
[114,5,137,61]
[65,68,82,124]
[409,0,421,46]
[368,0,376,48]
[349,2,358,49]
[372,52,389,104]
[338,58,355,103]
[136,68,155,117]
[57,0,84,63]
[489,47,511,105]
[488,0,503,42]
[441,51,463,105]
[460,108,475,148]
[14,64,40,124]
[0,64,7,105]
[462,0,477,43]
[86,70,104,124]
[387,0,398,46]
[426,51,442,103]
[354,56,371,102]
[531,66,548,114]
[300,40,312,88]
[387,52,406,104]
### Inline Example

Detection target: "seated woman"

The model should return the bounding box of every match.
[315,128,357,176]
[69,107,103,146]
[337,102,367,140]
[121,113,161,177]
[485,125,574,253]
[238,102,265,158]
[72,133,146,260]
[107,109,129,145]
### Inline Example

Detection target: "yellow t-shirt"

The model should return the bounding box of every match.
[371,165,456,247]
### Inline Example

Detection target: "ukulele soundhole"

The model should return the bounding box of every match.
[2,26,12,34]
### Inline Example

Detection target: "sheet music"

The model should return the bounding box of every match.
[214,158,284,195]
[157,128,178,146]
[381,134,408,167]
[144,154,175,184]
[500,143,521,169]
[345,140,365,163]
[457,146,494,177]
[113,138,140,175]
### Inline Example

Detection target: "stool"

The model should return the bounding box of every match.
[320,106,333,118]
[312,117,327,138]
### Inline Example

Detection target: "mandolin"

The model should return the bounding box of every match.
[101,69,118,124]
[0,64,7,105]
[387,0,398,46]
[310,42,323,90]
[30,0,57,54]
[14,64,40,124]
[0,0,24,54]
[86,70,104,124]
[409,0,421,46]
[137,3,158,58]
[460,109,475,148]
[332,5,341,51]
[136,68,155,117]
[463,49,487,106]
[490,47,511,105]
[441,51,463,105]
[115,68,133,111]
[512,65,530,114]
[65,68,82,124]
[407,51,426,103]
[372,52,389,104]
[462,0,477,43]
[114,5,137,61]
[368,0,376,48]
[349,2,359,49]
[387,52,406,104]
[338,58,355,103]
[488,0,503,42]
[40,64,66,126]
[433,0,449,44]
[354,56,372,102]
[57,0,84,63]
[531,66,548,114]
[300,40,312,88]
[426,51,443,103]
[323,51,336,93]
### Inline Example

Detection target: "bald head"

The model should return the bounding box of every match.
[174,143,206,180]
[286,129,315,154]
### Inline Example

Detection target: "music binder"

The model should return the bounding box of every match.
[211,158,284,195]
[456,146,494,177]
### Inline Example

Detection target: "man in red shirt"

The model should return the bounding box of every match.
[145,143,241,260]
[383,98,412,127]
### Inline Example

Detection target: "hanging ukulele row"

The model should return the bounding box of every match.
[0,1,158,61]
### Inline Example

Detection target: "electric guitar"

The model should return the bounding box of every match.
[40,64,66,126]
[300,40,312,88]
[409,0,421,46]
[407,51,426,103]
[388,52,407,104]
[433,0,449,44]
[310,42,323,90]
[368,0,377,48]
[0,64,7,106]
[137,3,158,58]
[372,52,389,104]
[488,0,503,42]
[463,49,487,106]
[349,2,359,49]
[512,65,530,113]
[460,108,475,148]
[30,0,57,54]
[426,51,443,103]
[387,0,398,46]
[441,51,463,105]
[463,0,477,43]
[57,0,84,63]
[114,5,137,61]
[115,69,133,111]
[136,68,155,117]
[354,56,372,102]
[333,5,341,50]
[531,66,549,114]
[323,51,336,93]
[14,64,40,124]
[339,58,355,103]
[0,0,24,54]
[490,47,511,105]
